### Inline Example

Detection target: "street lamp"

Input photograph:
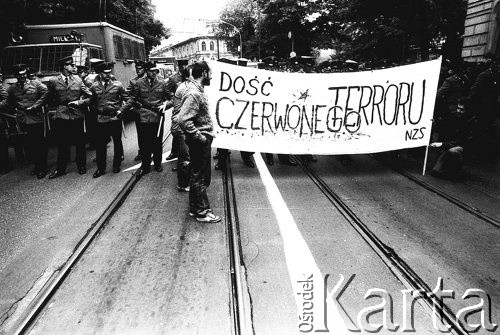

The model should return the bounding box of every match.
[218,19,243,58]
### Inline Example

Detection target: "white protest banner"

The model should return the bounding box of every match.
[205,58,441,155]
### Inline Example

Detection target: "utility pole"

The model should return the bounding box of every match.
[257,10,261,61]
[219,19,242,58]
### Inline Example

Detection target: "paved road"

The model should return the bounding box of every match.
[0,145,498,334]
[0,121,161,333]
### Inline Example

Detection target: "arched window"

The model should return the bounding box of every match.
[210,41,215,51]
[201,41,206,51]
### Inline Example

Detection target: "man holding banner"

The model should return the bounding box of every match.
[178,61,221,224]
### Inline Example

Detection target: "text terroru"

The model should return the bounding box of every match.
[214,71,427,137]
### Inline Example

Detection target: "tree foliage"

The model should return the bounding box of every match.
[218,0,467,64]
[0,0,169,53]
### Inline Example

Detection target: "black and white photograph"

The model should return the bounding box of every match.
[0,0,498,334]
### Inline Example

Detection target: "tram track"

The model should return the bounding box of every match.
[11,131,251,334]
[372,154,500,229]
[220,153,255,335]
[11,131,176,335]
[12,167,139,335]
[293,155,470,335]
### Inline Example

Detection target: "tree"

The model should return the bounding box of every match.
[217,0,260,59]
[307,0,467,63]
[258,0,314,59]
[218,0,316,60]
[0,0,169,53]
[218,0,467,65]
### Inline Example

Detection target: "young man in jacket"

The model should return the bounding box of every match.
[178,61,221,223]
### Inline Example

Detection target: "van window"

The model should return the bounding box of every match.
[123,38,132,59]
[113,35,124,59]
[1,45,97,75]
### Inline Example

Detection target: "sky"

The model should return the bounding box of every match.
[151,0,229,45]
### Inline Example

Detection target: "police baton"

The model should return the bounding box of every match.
[83,107,89,134]
[157,113,164,138]
[156,102,167,138]
[122,118,126,138]
[42,106,47,138]
[46,109,52,131]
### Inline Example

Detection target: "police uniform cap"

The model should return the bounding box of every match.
[95,62,114,73]
[143,61,158,71]
[77,65,89,72]
[13,64,27,75]
[58,56,75,66]
[134,59,146,69]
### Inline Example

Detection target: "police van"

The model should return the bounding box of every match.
[1,22,146,85]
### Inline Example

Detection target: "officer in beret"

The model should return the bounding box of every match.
[89,62,130,178]
[46,55,92,179]
[0,64,48,178]
[127,59,146,162]
[128,61,173,177]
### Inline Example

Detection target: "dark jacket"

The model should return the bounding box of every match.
[90,80,130,123]
[128,76,173,123]
[0,84,8,125]
[437,74,468,113]
[467,67,500,125]
[3,79,48,124]
[47,74,92,120]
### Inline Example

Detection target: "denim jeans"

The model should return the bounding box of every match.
[186,136,212,215]
[177,133,190,188]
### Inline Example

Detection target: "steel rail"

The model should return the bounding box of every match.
[221,153,254,335]
[12,129,172,334]
[294,156,470,335]
[373,155,500,229]
[13,173,139,335]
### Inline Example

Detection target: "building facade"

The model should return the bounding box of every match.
[462,0,500,61]
[151,35,235,63]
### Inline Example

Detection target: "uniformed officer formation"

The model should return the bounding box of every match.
[0,57,221,223]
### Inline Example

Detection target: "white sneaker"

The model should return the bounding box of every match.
[177,186,190,192]
[196,212,222,223]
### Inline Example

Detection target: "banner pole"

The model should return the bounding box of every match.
[422,145,429,176]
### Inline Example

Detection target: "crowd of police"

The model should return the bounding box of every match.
[0,57,222,223]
